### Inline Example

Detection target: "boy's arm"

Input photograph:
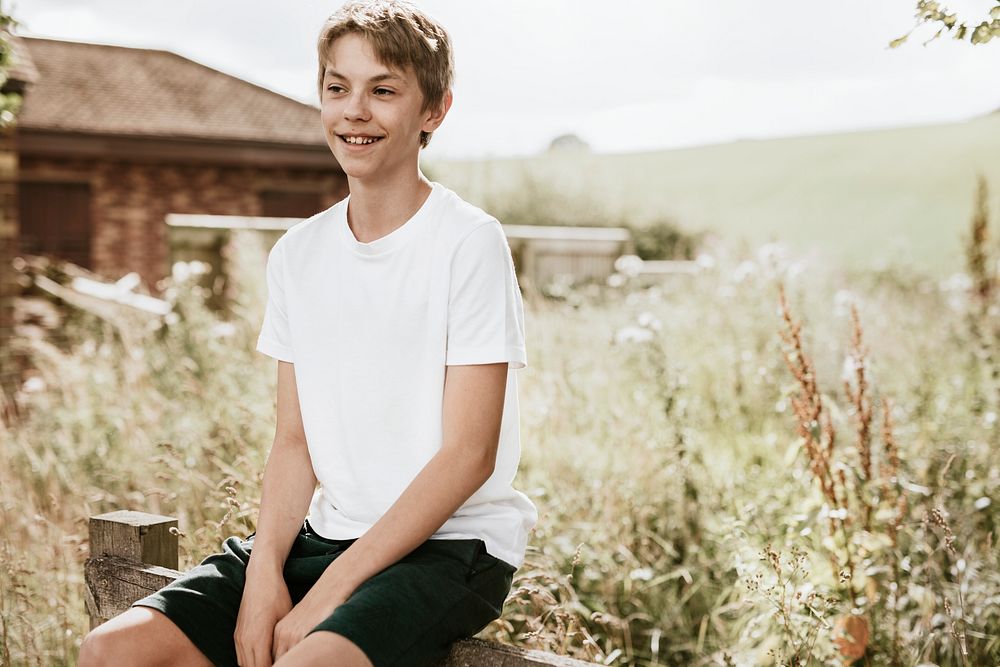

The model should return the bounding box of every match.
[248,360,318,574]
[270,361,507,657]
[235,360,317,667]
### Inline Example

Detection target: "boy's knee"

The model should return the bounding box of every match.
[78,607,189,667]
[78,625,123,667]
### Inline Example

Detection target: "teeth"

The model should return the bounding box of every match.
[344,136,379,144]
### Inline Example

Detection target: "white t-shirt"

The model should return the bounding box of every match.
[255,181,538,568]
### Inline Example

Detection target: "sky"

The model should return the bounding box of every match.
[12,0,1000,160]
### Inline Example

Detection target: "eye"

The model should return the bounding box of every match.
[326,84,346,93]
[374,87,394,96]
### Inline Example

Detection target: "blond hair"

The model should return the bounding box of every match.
[317,0,454,148]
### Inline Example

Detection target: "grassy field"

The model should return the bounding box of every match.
[2,218,999,665]
[429,112,1000,280]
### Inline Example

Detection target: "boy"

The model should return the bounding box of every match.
[77,2,537,666]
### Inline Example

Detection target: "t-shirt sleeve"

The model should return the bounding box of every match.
[256,237,295,362]
[446,220,527,369]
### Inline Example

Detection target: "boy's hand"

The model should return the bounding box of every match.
[271,583,351,661]
[235,567,292,667]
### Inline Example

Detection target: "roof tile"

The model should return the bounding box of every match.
[17,36,327,146]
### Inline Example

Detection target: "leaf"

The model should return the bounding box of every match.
[833,614,870,661]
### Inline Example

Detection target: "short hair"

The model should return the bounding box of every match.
[317,0,454,149]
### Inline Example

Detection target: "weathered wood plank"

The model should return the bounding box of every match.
[442,637,599,667]
[84,556,182,630]
[89,510,178,568]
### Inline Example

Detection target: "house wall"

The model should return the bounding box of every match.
[0,124,18,423]
[18,156,348,295]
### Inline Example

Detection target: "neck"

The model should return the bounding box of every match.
[346,169,432,243]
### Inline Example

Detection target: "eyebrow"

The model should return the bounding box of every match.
[324,68,404,84]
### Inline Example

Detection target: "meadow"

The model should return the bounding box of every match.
[429,112,1000,280]
[1,192,999,665]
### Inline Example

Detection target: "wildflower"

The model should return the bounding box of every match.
[614,254,644,278]
[614,326,654,345]
[637,311,662,331]
[732,260,757,283]
[938,272,972,292]
[695,253,716,270]
[171,261,192,283]
[171,260,212,284]
[833,289,863,318]
[211,322,237,338]
[21,376,46,393]
[756,242,788,270]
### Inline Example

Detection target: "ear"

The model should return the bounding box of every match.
[421,89,453,134]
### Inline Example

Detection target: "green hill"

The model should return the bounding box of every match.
[428,112,1000,279]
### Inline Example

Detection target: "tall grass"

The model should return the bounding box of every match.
[1,187,999,665]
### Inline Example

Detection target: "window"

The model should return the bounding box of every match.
[18,181,92,268]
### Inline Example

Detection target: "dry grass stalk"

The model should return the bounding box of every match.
[964,175,993,307]
[843,304,875,533]
[777,283,855,587]
[776,281,924,665]
[924,508,970,666]
[777,286,840,509]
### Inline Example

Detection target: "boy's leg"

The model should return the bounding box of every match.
[302,537,517,667]
[273,630,374,667]
[78,606,212,667]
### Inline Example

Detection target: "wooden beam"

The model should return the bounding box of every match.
[88,510,179,569]
[85,512,600,666]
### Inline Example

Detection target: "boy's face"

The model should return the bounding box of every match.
[320,32,450,183]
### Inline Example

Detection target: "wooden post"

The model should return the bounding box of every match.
[85,511,601,665]
[85,511,183,630]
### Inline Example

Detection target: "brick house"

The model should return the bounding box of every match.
[13,35,347,294]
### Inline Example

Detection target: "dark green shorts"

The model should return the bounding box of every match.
[130,519,517,667]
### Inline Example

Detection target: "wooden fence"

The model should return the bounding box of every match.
[165,213,635,295]
[86,510,599,667]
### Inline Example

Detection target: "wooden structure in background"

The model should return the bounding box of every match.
[13,36,346,296]
[86,511,599,667]
[166,213,635,295]
[503,224,633,291]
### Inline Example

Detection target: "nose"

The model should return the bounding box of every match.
[343,90,370,121]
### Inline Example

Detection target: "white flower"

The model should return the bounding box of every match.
[841,355,859,381]
[189,260,212,276]
[756,242,788,267]
[732,260,757,283]
[211,322,237,338]
[695,253,715,270]
[22,376,46,393]
[606,273,626,288]
[629,567,654,581]
[833,289,863,317]
[637,311,662,330]
[939,272,972,292]
[614,326,654,344]
[614,254,644,278]
[164,312,180,326]
[171,261,191,283]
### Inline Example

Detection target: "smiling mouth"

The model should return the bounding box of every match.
[339,135,384,145]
